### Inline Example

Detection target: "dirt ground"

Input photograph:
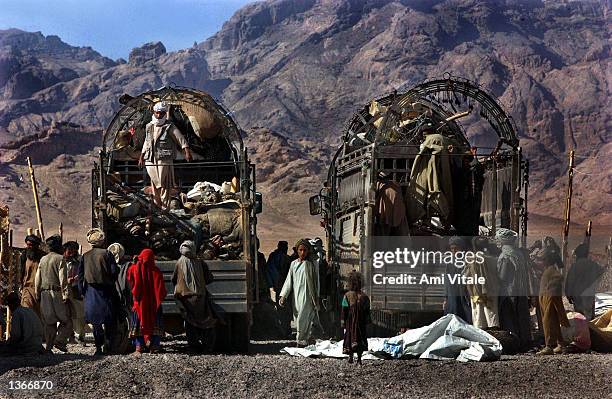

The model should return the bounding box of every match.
[0,339,609,399]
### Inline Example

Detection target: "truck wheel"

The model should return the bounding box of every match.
[111,308,133,354]
[230,313,250,353]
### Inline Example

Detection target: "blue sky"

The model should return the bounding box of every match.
[0,0,256,59]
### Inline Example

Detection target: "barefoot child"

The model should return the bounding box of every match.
[342,271,371,365]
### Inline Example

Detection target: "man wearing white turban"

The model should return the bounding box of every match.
[138,101,192,208]
[79,229,119,355]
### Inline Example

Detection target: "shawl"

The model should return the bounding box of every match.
[175,241,207,296]
[127,249,167,334]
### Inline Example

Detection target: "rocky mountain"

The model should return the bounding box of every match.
[0,0,610,247]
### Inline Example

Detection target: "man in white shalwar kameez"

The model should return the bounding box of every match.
[279,239,319,347]
[139,101,192,208]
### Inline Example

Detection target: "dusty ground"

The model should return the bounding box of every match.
[0,339,609,399]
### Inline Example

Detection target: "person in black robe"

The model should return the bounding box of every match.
[565,243,604,321]
[496,228,532,351]
[342,271,371,365]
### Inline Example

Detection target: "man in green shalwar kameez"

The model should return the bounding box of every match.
[279,239,319,347]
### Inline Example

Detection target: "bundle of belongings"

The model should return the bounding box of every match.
[556,309,612,353]
[106,179,243,260]
[282,314,502,362]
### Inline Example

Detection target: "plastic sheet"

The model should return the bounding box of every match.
[281,314,502,362]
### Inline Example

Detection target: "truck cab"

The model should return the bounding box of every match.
[92,86,261,351]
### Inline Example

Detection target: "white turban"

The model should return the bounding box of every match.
[107,242,125,264]
[86,228,105,246]
[495,228,518,245]
[153,101,167,112]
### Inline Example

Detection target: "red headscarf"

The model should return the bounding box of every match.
[127,248,167,336]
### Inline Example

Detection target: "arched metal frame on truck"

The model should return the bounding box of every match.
[92,86,260,352]
[312,77,529,332]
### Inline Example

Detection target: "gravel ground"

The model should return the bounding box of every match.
[0,339,610,399]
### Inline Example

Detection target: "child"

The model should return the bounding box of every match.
[342,271,371,365]
[279,239,319,347]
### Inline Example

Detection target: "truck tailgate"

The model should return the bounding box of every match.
[157,260,249,314]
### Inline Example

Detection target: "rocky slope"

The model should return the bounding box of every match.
[0,0,610,247]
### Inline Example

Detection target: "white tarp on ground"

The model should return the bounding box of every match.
[595,292,612,317]
[281,314,503,362]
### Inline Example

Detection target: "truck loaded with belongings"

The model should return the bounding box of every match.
[309,76,528,333]
[92,86,262,351]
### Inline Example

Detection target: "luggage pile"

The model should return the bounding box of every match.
[105,180,243,260]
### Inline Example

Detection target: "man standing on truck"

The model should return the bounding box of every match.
[138,101,193,208]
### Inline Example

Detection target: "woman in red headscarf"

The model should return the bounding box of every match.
[127,248,167,353]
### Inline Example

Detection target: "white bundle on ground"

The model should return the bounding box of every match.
[281,314,502,362]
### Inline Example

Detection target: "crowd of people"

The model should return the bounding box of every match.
[444,228,603,355]
[0,228,221,356]
[0,225,604,361]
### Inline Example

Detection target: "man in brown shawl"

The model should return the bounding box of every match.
[375,172,409,236]
[19,235,45,316]
[172,240,220,352]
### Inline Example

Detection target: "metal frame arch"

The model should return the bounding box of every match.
[102,86,244,158]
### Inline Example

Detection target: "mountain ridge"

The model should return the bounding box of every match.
[0,0,610,247]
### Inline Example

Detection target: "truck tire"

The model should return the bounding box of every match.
[110,308,133,354]
[230,313,250,353]
[214,313,250,353]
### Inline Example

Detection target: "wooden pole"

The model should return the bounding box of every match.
[1,237,7,341]
[59,223,63,241]
[561,150,575,269]
[8,229,14,291]
[27,157,45,240]
[491,158,498,235]
[584,220,592,256]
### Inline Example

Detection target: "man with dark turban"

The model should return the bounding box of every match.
[279,239,319,347]
[78,228,119,355]
[35,235,72,352]
[127,249,167,353]
[172,241,220,352]
[565,243,603,320]
[64,241,88,344]
[19,235,45,316]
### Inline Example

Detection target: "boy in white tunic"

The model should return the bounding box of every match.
[279,239,319,347]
